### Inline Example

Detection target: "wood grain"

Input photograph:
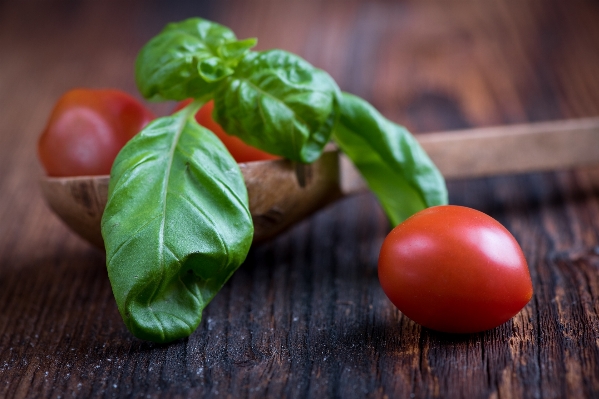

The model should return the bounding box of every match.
[2,0,599,398]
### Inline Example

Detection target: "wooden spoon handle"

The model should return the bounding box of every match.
[416,117,599,179]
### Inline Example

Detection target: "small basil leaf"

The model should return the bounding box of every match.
[333,92,448,225]
[135,18,256,101]
[214,50,339,163]
[218,38,258,63]
[101,106,253,343]
[198,57,235,83]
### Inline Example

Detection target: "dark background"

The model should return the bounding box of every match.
[2,0,599,397]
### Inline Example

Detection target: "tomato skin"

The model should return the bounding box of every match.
[38,88,155,177]
[378,205,533,333]
[175,100,279,163]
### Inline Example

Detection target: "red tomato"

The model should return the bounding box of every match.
[38,88,155,177]
[175,100,279,163]
[378,205,533,333]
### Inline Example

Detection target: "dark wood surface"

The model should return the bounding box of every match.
[2,0,599,397]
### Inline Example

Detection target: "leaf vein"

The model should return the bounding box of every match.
[106,213,161,266]
[172,192,230,267]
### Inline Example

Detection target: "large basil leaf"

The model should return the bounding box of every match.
[136,18,256,101]
[101,106,254,343]
[333,92,448,225]
[213,50,339,163]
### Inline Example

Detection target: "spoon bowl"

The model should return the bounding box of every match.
[40,149,367,248]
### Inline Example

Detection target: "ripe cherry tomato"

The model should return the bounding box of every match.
[38,88,155,177]
[175,100,279,163]
[378,205,533,333]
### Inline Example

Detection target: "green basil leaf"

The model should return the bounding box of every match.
[101,105,254,343]
[135,18,256,101]
[218,38,258,61]
[333,92,448,225]
[198,57,235,83]
[213,50,339,163]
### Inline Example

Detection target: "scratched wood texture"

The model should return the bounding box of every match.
[2,0,599,398]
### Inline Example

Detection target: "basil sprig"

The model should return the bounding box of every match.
[135,18,256,101]
[102,17,447,343]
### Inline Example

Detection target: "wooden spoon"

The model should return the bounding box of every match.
[40,117,599,248]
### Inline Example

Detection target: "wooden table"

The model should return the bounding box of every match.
[2,1,599,397]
